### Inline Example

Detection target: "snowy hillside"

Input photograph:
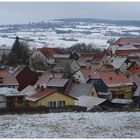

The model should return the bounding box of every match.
[0,112,139,138]
[1,19,140,49]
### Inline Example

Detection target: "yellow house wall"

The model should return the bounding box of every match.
[90,86,98,97]
[108,86,132,99]
[29,91,76,107]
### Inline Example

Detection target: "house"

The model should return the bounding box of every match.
[127,60,140,76]
[88,70,133,99]
[114,45,140,56]
[0,87,24,108]
[29,47,68,70]
[53,59,86,83]
[11,65,38,91]
[25,88,77,107]
[106,57,132,74]
[75,95,106,111]
[108,37,140,54]
[36,71,64,87]
[68,83,97,98]
[0,68,19,89]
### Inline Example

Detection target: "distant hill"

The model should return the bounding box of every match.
[55,18,140,26]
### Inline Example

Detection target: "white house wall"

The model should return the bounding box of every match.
[0,95,6,108]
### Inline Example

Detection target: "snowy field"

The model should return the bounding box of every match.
[0,112,140,138]
[1,21,140,49]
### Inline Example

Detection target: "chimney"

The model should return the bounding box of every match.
[41,86,44,91]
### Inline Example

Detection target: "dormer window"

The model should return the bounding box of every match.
[0,77,3,83]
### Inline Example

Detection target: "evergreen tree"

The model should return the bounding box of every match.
[11,36,22,60]
[8,52,18,65]
[8,36,30,65]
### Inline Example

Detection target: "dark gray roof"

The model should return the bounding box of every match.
[47,78,69,87]
[68,83,93,98]
[55,59,74,67]
[53,59,77,72]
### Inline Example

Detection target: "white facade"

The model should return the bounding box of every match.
[29,49,55,70]
[0,95,6,108]
[71,60,86,83]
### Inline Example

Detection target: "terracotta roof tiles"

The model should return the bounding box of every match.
[0,69,19,86]
[112,37,140,46]
[91,70,133,87]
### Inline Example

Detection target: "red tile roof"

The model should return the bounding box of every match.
[81,67,97,81]
[30,88,56,99]
[38,47,58,57]
[26,88,77,102]
[0,69,19,86]
[112,37,140,46]
[36,71,64,85]
[38,47,66,58]
[91,70,133,87]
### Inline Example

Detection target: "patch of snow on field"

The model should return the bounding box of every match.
[0,112,140,138]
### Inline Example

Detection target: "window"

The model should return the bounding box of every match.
[48,101,56,108]
[0,77,3,83]
[96,80,100,84]
[57,101,65,107]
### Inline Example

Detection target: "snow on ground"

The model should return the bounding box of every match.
[0,112,140,138]
[0,22,140,49]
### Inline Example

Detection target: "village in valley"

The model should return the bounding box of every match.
[0,35,140,113]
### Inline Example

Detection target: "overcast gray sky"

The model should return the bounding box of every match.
[0,2,140,24]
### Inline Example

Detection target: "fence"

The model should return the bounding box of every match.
[0,105,87,115]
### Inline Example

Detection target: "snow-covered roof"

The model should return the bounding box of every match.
[0,87,23,97]
[75,95,106,110]
[110,57,127,69]
[111,99,133,104]
[21,85,37,97]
